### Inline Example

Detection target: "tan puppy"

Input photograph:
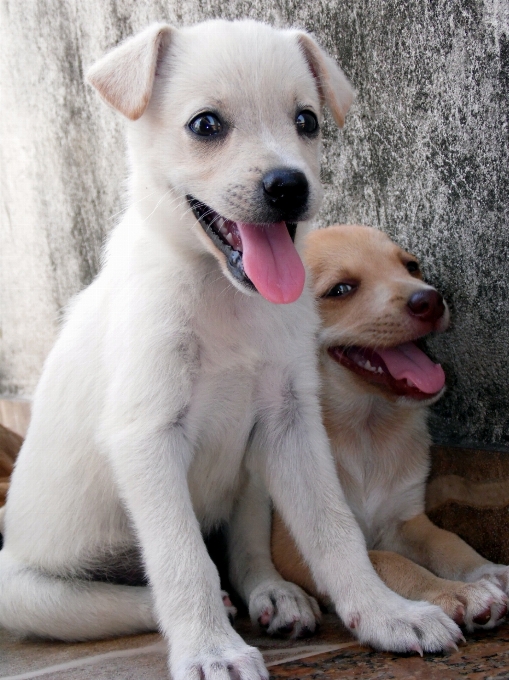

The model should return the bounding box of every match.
[0,425,22,508]
[272,224,509,632]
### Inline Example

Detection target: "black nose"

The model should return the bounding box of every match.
[262,168,309,216]
[407,289,445,323]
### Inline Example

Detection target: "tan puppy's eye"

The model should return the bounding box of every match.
[405,261,420,275]
[324,282,356,298]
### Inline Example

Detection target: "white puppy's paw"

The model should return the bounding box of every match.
[348,595,463,654]
[221,590,237,625]
[249,580,321,638]
[430,579,507,631]
[466,564,509,596]
[171,636,268,680]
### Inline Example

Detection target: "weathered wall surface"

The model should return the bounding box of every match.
[0,0,508,447]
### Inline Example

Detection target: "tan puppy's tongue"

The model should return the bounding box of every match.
[236,222,305,304]
[377,342,445,394]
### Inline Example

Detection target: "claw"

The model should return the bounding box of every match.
[444,641,459,655]
[410,643,423,657]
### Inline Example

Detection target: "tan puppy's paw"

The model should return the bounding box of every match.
[466,564,509,596]
[428,579,507,631]
[249,580,321,638]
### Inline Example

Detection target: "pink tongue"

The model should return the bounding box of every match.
[377,342,445,394]
[236,222,305,304]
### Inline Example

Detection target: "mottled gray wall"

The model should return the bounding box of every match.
[0,0,508,447]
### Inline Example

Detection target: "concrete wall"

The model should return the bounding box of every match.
[1,0,508,448]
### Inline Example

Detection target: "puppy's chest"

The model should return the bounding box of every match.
[185,301,284,524]
[187,356,259,520]
[333,432,426,547]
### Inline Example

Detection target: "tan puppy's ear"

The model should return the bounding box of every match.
[87,23,174,121]
[294,32,354,128]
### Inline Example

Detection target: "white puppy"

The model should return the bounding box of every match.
[0,20,461,680]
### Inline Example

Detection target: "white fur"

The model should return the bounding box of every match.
[1,20,460,680]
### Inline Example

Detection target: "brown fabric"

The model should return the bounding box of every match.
[0,424,23,506]
[427,445,509,564]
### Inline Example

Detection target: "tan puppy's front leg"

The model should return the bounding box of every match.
[272,513,507,632]
[388,514,508,628]
[369,550,506,631]
[257,374,462,653]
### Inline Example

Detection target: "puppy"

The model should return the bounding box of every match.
[0,424,22,511]
[272,224,509,633]
[0,23,461,680]
[0,425,23,547]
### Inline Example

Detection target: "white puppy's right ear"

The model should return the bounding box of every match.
[87,23,174,121]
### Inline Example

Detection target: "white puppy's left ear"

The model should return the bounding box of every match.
[87,23,174,121]
[294,32,354,128]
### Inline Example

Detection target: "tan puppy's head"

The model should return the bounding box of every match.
[305,224,450,405]
[87,21,353,305]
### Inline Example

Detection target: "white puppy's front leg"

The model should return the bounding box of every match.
[254,374,462,654]
[229,471,321,637]
[107,425,267,680]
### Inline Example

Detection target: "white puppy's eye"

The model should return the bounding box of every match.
[296,110,319,135]
[405,261,420,274]
[325,282,355,298]
[188,113,223,136]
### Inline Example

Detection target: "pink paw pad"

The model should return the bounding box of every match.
[258,609,272,627]
[473,606,492,626]
[222,594,233,607]
[348,614,360,629]
[453,604,465,626]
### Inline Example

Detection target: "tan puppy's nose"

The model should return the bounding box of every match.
[407,289,445,323]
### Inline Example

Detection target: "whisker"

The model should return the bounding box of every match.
[140,189,171,225]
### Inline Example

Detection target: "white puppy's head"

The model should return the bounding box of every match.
[87,20,353,304]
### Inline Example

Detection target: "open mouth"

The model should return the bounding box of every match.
[328,341,445,400]
[187,195,304,304]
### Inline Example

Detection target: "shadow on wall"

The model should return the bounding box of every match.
[0,0,507,448]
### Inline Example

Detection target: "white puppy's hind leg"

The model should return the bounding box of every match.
[229,472,321,638]
[0,550,157,640]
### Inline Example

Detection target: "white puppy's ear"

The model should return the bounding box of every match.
[87,23,174,121]
[294,32,354,128]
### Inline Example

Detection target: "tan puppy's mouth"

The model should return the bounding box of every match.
[328,341,445,400]
[188,195,305,304]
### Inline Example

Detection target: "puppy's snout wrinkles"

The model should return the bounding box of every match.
[262,168,309,213]
[407,290,445,323]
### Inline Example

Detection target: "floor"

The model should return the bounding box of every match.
[1,404,509,678]
[2,614,509,680]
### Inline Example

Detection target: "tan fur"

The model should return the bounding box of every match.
[273,224,509,630]
[0,425,22,508]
